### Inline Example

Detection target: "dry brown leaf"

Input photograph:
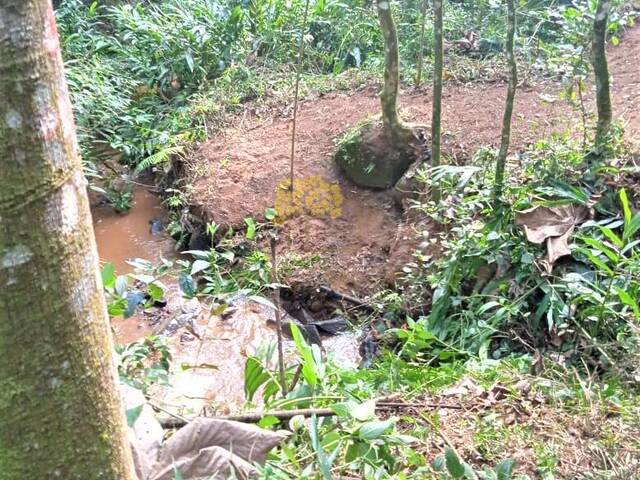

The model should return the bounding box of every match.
[515,204,591,272]
[123,386,287,480]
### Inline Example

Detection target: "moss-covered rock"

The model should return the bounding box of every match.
[334,120,419,189]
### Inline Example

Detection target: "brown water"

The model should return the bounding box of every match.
[91,186,360,413]
[155,299,361,416]
[92,186,175,275]
[92,186,177,343]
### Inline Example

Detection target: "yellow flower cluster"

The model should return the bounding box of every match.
[274,176,343,221]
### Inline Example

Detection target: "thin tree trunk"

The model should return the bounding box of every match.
[0,1,136,479]
[431,0,443,201]
[492,0,517,206]
[376,0,412,144]
[592,0,612,147]
[415,0,429,87]
[289,0,311,192]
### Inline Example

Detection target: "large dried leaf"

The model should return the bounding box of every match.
[515,204,591,271]
[149,418,286,480]
[123,386,286,480]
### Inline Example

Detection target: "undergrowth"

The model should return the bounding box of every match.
[56,0,638,199]
[107,129,640,479]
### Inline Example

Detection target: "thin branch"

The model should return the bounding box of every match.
[431,0,444,201]
[415,0,429,87]
[270,237,287,397]
[492,0,517,206]
[318,285,373,310]
[289,0,311,193]
[159,401,464,429]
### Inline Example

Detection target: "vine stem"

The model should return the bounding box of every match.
[289,0,311,194]
[270,237,287,397]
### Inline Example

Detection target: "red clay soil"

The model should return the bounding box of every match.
[610,24,640,139]
[185,25,640,296]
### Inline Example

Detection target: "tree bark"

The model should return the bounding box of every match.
[432,0,443,201]
[376,0,412,144]
[592,0,612,147]
[0,1,137,479]
[492,0,517,206]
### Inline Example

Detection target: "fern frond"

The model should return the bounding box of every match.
[134,145,184,176]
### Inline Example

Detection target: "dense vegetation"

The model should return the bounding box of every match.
[53,0,640,478]
[57,0,636,176]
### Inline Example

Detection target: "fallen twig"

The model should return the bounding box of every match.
[158,400,463,429]
[319,285,373,311]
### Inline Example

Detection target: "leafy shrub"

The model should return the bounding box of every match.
[395,136,639,370]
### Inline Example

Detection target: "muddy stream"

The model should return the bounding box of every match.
[92,186,360,415]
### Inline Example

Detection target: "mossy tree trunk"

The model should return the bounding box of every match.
[492,0,517,206]
[376,0,412,145]
[0,1,137,479]
[432,0,443,201]
[592,0,612,147]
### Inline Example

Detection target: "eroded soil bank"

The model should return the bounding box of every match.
[182,25,640,297]
[184,80,573,294]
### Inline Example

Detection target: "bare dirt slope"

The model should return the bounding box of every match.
[610,24,640,138]
[186,26,640,295]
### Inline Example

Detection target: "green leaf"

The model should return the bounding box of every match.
[173,465,183,480]
[445,448,466,478]
[147,282,164,302]
[290,323,317,388]
[107,299,126,317]
[621,239,640,255]
[444,448,477,479]
[190,259,210,275]
[624,213,640,241]
[620,189,632,226]
[357,418,396,440]
[310,415,333,480]
[126,404,143,427]
[433,455,446,471]
[575,248,613,275]
[101,263,116,288]
[258,416,280,428]
[244,217,257,240]
[219,250,235,263]
[178,274,196,298]
[615,287,640,318]
[349,400,376,421]
[496,458,516,480]
[244,356,271,402]
[580,237,618,262]
[264,207,277,220]
[599,226,623,248]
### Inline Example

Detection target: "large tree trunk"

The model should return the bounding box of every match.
[592,0,612,147]
[0,1,137,479]
[432,0,444,201]
[376,0,412,144]
[492,0,517,206]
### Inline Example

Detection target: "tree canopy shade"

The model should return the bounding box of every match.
[0,1,136,478]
